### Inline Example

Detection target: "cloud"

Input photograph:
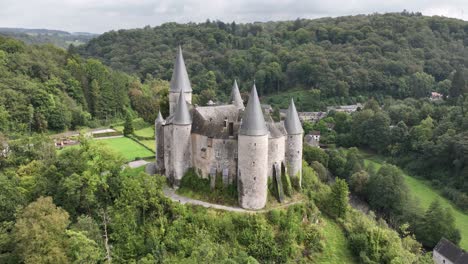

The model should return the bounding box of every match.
[0,0,467,33]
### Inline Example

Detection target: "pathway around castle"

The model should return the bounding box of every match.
[163,187,302,213]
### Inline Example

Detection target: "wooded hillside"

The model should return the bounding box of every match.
[80,12,468,102]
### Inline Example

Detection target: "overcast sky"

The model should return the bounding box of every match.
[0,0,467,33]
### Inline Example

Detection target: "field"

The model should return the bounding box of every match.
[316,217,356,263]
[99,137,154,161]
[361,151,468,250]
[134,126,154,138]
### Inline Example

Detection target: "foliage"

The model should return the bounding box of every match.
[79,13,468,109]
[416,200,461,248]
[123,110,134,136]
[303,145,329,167]
[14,196,70,264]
[326,178,349,219]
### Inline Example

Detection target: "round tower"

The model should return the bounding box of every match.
[169,45,192,114]
[284,98,304,188]
[171,90,192,187]
[155,110,165,174]
[237,84,268,210]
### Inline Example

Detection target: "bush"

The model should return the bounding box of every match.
[303,145,329,167]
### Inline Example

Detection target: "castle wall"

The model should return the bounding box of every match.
[155,122,165,173]
[163,125,174,179]
[169,92,192,115]
[191,134,237,184]
[171,124,192,187]
[286,134,303,187]
[238,134,268,210]
[267,136,286,178]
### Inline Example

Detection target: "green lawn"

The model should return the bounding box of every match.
[139,139,155,151]
[99,137,154,161]
[134,126,155,138]
[361,153,468,250]
[316,217,356,263]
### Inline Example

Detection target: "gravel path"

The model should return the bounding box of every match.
[163,187,302,213]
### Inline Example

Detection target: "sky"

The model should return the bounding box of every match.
[0,0,467,33]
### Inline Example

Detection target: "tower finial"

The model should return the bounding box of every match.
[170,46,192,93]
[173,90,191,125]
[230,79,244,109]
[284,98,303,134]
[239,83,267,136]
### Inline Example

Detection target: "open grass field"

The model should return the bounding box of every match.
[360,152,468,250]
[134,126,154,138]
[316,217,356,263]
[139,139,155,151]
[99,137,154,161]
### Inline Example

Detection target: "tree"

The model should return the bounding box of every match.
[66,230,103,263]
[303,145,329,167]
[416,200,461,248]
[367,164,409,218]
[327,178,349,219]
[14,196,70,263]
[449,68,465,99]
[350,170,369,196]
[123,110,134,136]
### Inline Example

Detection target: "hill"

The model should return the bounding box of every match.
[0,27,98,48]
[0,35,133,134]
[79,12,468,108]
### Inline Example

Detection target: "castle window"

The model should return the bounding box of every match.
[252,161,255,166]
[216,150,221,158]
[224,118,228,127]
[228,122,234,136]
[201,148,207,159]
[254,143,256,146]
[208,137,213,147]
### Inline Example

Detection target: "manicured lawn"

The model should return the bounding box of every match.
[316,217,356,263]
[361,152,468,250]
[99,137,154,161]
[134,126,154,138]
[139,139,155,151]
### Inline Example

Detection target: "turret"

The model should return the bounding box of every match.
[171,90,192,187]
[237,84,268,210]
[284,98,303,188]
[169,46,192,114]
[230,80,244,110]
[155,111,165,174]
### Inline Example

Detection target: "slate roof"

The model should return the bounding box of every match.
[173,90,192,125]
[170,46,192,92]
[284,98,303,135]
[239,84,268,136]
[230,80,244,109]
[191,104,240,138]
[434,238,468,264]
[155,110,165,124]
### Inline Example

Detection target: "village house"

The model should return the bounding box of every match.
[433,238,468,264]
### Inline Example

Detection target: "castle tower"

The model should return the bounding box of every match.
[284,98,304,188]
[169,46,192,114]
[155,110,165,174]
[230,80,244,110]
[171,90,192,187]
[237,84,268,210]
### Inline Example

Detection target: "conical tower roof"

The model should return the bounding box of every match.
[284,98,303,135]
[155,110,165,124]
[170,45,192,92]
[239,84,267,136]
[173,90,191,125]
[230,80,244,109]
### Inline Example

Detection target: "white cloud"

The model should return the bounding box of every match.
[0,0,467,33]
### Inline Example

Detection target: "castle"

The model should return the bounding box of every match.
[155,46,304,210]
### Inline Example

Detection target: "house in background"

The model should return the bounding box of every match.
[433,238,468,264]
[327,103,363,113]
[430,91,444,101]
[304,131,321,148]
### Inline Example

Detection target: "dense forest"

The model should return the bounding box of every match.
[0,35,169,135]
[0,136,432,263]
[80,12,468,106]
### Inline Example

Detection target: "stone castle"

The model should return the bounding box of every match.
[155,46,304,210]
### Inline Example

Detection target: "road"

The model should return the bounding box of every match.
[163,187,303,213]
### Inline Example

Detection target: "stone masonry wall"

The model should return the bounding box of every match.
[237,134,268,210]
[286,134,303,188]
